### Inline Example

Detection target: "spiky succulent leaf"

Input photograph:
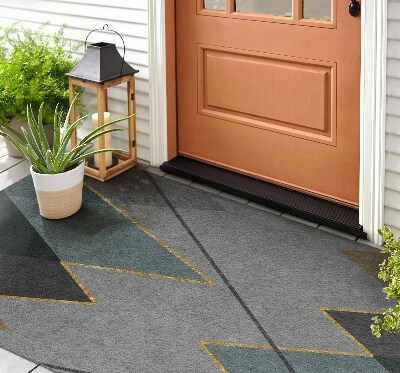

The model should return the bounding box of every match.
[0,94,132,174]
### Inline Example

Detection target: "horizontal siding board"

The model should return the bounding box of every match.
[386,133,400,154]
[387,77,400,98]
[134,79,149,94]
[387,97,400,116]
[386,115,400,136]
[387,59,400,79]
[385,1,400,231]
[106,88,149,107]
[388,20,400,40]
[385,170,400,192]
[137,108,150,122]
[385,189,400,211]
[113,131,150,148]
[388,1,400,22]
[137,147,150,161]
[0,1,148,25]
[384,207,400,229]
[82,92,149,121]
[387,40,400,59]
[0,16,148,40]
[0,1,150,161]
[42,0,148,11]
[386,153,400,174]
[0,15,149,51]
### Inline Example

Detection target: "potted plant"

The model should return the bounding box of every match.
[0,23,81,157]
[0,97,130,219]
[371,226,400,337]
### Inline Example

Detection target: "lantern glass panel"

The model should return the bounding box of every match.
[73,85,130,167]
[75,89,95,147]
[105,84,130,155]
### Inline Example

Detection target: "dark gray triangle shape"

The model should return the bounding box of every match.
[0,191,91,302]
[326,310,400,373]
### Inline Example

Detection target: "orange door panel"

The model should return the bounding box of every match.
[176,0,361,206]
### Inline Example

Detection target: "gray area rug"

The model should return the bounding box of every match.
[0,166,396,372]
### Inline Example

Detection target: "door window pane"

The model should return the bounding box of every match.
[204,0,226,11]
[235,0,292,17]
[303,0,331,20]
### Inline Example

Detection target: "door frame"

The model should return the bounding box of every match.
[148,0,387,244]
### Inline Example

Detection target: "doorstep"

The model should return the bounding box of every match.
[160,156,367,239]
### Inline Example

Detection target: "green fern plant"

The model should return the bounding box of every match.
[371,226,400,338]
[0,22,82,126]
[0,97,130,174]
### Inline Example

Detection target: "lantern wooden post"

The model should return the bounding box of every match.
[68,80,78,148]
[127,76,136,163]
[96,86,106,178]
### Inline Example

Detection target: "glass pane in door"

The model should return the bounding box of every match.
[235,0,292,17]
[204,0,226,10]
[303,0,331,20]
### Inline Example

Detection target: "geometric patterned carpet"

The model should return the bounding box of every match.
[0,167,399,372]
[5,174,214,283]
[1,177,213,305]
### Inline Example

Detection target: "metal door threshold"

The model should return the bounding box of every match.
[161,156,366,238]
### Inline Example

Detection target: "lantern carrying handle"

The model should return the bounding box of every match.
[84,24,126,77]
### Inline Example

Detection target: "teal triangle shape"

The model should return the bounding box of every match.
[6,177,212,285]
[203,343,390,373]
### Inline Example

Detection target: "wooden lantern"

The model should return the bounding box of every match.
[66,25,139,181]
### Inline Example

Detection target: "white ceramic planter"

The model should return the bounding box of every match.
[30,162,84,219]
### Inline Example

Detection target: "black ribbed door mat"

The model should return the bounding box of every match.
[161,156,365,238]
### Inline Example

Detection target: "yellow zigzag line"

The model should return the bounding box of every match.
[319,306,383,358]
[0,320,7,331]
[84,182,215,286]
[199,307,384,372]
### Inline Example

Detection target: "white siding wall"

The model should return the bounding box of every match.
[385,0,400,237]
[0,0,151,161]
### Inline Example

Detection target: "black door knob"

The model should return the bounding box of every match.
[349,0,360,17]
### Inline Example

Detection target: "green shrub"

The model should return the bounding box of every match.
[0,23,81,126]
[371,226,400,338]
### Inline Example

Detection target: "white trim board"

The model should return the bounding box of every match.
[359,0,387,244]
[148,0,168,166]
[149,1,387,243]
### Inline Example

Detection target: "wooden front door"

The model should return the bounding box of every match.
[176,0,361,206]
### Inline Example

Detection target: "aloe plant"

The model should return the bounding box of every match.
[0,97,130,174]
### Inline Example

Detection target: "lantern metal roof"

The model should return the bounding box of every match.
[66,42,139,84]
